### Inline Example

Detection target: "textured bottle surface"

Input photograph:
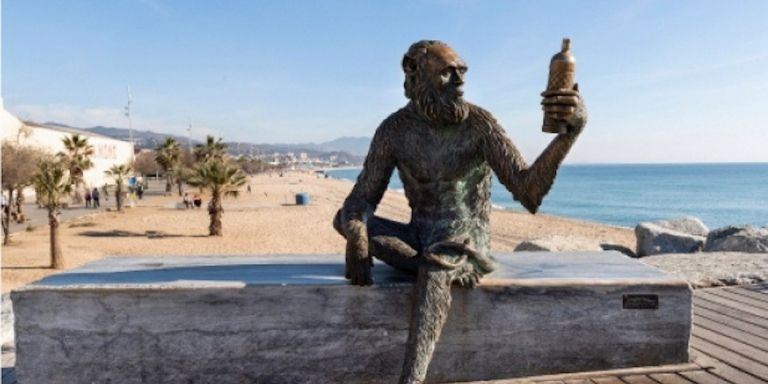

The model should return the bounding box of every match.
[542,38,577,134]
[546,39,576,91]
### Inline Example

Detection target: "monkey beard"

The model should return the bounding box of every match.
[408,77,470,125]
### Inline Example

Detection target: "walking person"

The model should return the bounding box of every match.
[84,189,92,208]
[92,188,100,208]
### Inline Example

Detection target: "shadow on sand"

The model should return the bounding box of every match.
[78,230,208,239]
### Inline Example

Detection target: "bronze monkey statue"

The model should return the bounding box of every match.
[333,40,586,384]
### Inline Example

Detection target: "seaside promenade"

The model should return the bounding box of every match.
[1,171,766,383]
[5,179,169,235]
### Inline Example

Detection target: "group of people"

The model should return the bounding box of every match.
[84,188,102,209]
[182,192,203,209]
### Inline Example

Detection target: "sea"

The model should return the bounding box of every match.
[326,163,768,229]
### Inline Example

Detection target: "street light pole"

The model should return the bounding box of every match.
[187,119,192,154]
[125,87,134,160]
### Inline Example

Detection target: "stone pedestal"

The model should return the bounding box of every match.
[12,252,692,384]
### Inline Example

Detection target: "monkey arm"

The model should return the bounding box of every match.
[481,112,580,214]
[338,121,396,233]
[336,119,397,285]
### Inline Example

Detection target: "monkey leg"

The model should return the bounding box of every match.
[399,264,454,384]
[399,239,495,383]
[368,215,421,275]
[334,210,421,277]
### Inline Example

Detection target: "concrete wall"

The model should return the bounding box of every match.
[12,253,693,384]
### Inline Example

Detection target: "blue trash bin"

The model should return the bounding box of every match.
[295,192,310,206]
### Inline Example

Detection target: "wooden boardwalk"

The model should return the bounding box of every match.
[2,283,767,384]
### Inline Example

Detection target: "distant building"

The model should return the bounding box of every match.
[1,107,134,193]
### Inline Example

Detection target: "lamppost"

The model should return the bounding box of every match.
[124,87,134,161]
[187,119,193,154]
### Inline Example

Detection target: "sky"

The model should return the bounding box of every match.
[2,0,767,163]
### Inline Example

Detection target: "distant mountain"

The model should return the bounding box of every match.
[42,122,369,164]
[317,137,371,156]
[85,126,198,150]
[248,136,371,157]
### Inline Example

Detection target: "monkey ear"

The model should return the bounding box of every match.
[402,55,417,75]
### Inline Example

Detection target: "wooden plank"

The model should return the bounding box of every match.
[694,326,768,364]
[696,291,768,319]
[706,289,768,311]
[691,336,768,381]
[679,370,731,384]
[694,297,768,327]
[536,381,567,384]
[591,377,625,384]
[695,306,768,340]
[650,373,695,384]
[694,316,768,351]
[500,364,700,383]
[722,288,768,305]
[691,349,767,384]
[563,380,595,384]
[621,374,659,384]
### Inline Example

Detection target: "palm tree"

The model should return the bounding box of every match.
[154,137,181,194]
[187,160,246,236]
[193,135,227,163]
[58,134,94,203]
[105,164,132,212]
[31,159,72,269]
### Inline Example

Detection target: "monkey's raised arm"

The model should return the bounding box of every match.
[338,120,397,233]
[480,110,580,214]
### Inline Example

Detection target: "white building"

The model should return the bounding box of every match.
[1,106,134,192]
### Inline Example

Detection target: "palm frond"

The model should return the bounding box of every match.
[32,159,72,210]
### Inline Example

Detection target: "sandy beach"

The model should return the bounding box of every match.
[1,171,637,293]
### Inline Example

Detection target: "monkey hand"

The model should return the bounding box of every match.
[344,220,373,286]
[541,83,587,136]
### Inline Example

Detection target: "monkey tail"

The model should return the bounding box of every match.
[424,239,496,273]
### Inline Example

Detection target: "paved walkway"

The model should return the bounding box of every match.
[5,179,171,235]
[2,283,766,384]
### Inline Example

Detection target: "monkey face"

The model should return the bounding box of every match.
[403,41,471,124]
[424,45,468,99]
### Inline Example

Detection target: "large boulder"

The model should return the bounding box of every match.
[705,226,768,253]
[514,236,603,252]
[655,217,709,237]
[635,218,708,257]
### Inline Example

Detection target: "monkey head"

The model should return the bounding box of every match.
[402,40,470,124]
